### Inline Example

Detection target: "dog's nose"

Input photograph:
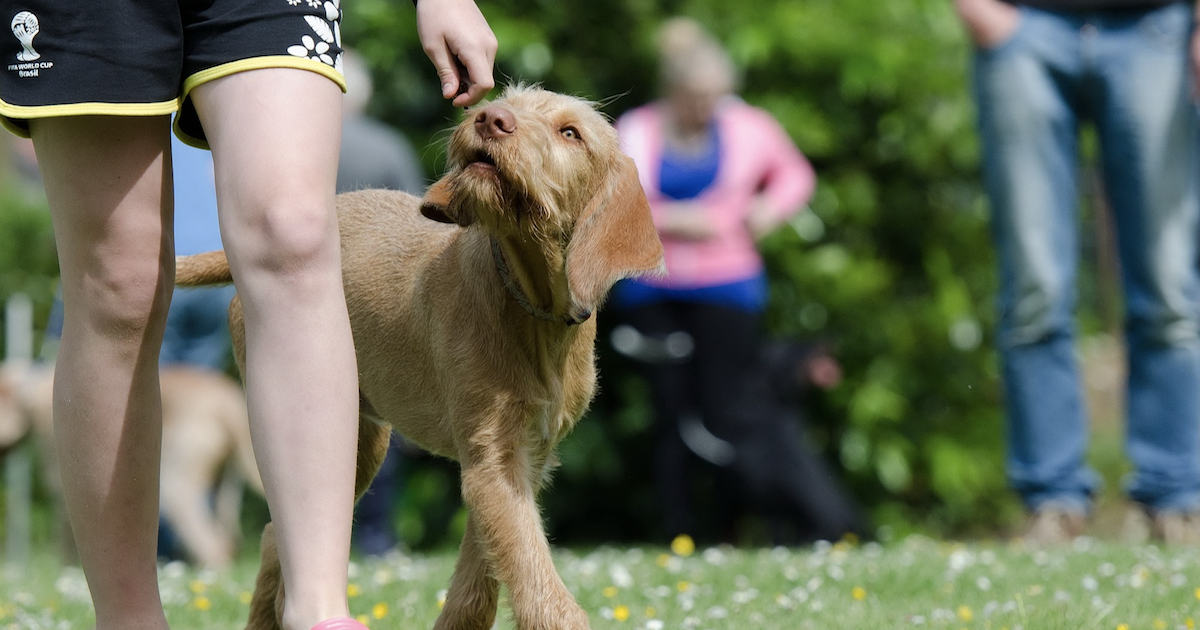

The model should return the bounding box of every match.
[474,107,517,139]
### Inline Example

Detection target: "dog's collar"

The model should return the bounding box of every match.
[490,238,588,326]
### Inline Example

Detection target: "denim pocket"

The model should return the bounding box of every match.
[1139,1,1190,52]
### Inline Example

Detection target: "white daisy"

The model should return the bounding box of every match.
[287,35,333,66]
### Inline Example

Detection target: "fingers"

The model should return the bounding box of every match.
[423,43,464,100]
[453,47,496,107]
[416,0,497,108]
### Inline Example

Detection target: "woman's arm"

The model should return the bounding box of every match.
[745,114,817,241]
[953,0,1020,48]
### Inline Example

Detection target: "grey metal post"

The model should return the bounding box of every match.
[5,292,34,566]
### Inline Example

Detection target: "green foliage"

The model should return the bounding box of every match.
[0,0,1016,546]
[0,189,56,360]
[339,0,1017,540]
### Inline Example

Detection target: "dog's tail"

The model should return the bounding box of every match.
[175,251,233,286]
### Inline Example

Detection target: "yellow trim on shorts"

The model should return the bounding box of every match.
[174,55,347,149]
[0,98,180,137]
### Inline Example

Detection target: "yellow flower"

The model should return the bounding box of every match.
[347,583,362,598]
[1195,587,1200,601]
[602,586,619,598]
[1155,619,1168,630]
[1188,619,1196,630]
[851,586,867,601]
[613,605,630,622]
[239,591,253,605]
[677,581,692,592]
[645,607,657,618]
[192,596,211,611]
[355,615,370,626]
[655,553,671,568]
[671,534,695,557]
[957,605,973,622]
[437,592,447,610]
[1117,624,1129,630]
[189,580,206,594]
[372,602,388,619]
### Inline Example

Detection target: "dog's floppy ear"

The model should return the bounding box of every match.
[420,175,473,226]
[566,155,664,320]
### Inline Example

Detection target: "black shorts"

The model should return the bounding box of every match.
[0,0,346,148]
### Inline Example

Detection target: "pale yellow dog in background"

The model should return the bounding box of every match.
[0,361,263,569]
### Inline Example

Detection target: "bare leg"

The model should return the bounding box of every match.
[190,68,358,630]
[30,115,174,630]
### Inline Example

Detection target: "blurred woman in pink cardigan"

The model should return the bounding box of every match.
[614,18,818,540]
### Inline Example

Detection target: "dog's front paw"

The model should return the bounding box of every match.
[515,600,589,630]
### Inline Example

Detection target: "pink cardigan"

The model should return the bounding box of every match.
[617,98,816,288]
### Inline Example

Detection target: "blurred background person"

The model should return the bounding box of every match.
[337,50,426,196]
[612,17,864,543]
[954,0,1200,544]
[337,49,426,557]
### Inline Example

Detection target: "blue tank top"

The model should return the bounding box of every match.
[658,123,720,200]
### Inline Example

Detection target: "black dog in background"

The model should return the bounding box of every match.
[611,325,868,545]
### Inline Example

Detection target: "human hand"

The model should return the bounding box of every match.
[804,355,843,390]
[660,203,717,241]
[415,0,497,107]
[745,196,781,242]
[953,0,1020,49]
[1192,28,1200,102]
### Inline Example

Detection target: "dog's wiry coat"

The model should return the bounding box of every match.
[176,86,663,630]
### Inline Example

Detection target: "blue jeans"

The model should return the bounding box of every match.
[974,2,1200,512]
[160,285,237,370]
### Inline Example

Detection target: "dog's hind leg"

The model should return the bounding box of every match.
[244,523,285,630]
[353,413,393,500]
[433,515,500,630]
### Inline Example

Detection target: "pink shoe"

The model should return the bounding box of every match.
[311,618,369,630]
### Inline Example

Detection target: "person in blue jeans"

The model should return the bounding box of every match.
[161,137,238,370]
[955,0,1200,544]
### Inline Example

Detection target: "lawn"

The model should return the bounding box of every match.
[2,534,1199,630]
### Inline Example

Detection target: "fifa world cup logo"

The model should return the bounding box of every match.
[11,11,40,62]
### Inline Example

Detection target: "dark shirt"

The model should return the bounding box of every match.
[1002,0,1180,8]
[336,115,425,195]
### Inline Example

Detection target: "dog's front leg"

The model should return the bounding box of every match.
[433,514,500,630]
[458,458,589,630]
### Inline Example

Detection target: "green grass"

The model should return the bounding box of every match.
[3,536,1200,630]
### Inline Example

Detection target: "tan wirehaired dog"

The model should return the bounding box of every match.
[0,361,263,568]
[175,85,663,630]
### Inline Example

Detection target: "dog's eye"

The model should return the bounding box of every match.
[560,127,581,141]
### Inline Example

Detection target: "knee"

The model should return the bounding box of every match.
[236,197,339,279]
[1129,304,1200,346]
[1128,265,1200,346]
[998,278,1072,347]
[71,257,173,337]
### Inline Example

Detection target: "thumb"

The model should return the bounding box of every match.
[425,43,463,99]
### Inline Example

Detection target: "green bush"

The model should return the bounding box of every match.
[0,188,56,360]
[340,0,1024,544]
[0,1,1025,547]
